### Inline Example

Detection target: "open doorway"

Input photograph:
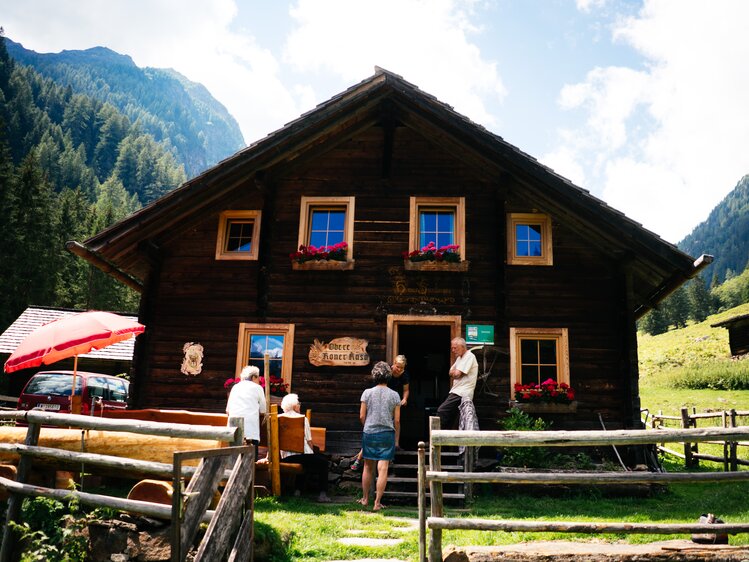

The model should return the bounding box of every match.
[388,315,461,449]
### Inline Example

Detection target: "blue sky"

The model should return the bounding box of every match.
[4,0,749,244]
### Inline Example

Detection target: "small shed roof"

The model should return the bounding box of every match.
[0,306,137,361]
[711,314,749,329]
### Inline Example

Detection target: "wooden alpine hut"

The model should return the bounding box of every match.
[69,68,710,454]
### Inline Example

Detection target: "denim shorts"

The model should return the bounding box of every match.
[362,430,395,461]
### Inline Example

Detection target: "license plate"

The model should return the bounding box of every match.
[35,403,61,411]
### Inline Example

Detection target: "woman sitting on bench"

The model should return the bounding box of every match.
[279,393,332,503]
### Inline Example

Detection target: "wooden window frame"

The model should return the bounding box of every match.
[297,196,355,262]
[507,212,553,266]
[386,314,462,363]
[236,323,295,393]
[215,210,262,261]
[509,327,569,398]
[409,197,466,261]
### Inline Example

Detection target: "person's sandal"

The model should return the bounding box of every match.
[350,458,361,471]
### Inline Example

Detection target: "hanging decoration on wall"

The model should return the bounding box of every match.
[181,342,204,375]
[309,337,370,367]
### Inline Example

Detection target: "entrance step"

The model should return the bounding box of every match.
[382,448,465,506]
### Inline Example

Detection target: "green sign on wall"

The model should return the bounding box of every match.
[466,324,494,345]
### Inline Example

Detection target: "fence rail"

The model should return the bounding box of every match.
[646,407,749,470]
[418,416,749,562]
[0,410,253,562]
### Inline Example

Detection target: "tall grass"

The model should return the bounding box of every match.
[666,357,749,390]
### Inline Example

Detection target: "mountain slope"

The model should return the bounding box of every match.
[679,175,749,284]
[6,39,245,177]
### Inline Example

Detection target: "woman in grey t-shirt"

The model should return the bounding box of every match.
[358,361,401,511]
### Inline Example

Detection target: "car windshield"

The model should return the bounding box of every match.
[24,374,83,397]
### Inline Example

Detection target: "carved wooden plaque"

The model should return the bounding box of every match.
[308,337,370,367]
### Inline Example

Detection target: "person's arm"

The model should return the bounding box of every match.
[401,384,410,406]
[393,404,401,432]
[450,354,469,379]
[359,401,367,426]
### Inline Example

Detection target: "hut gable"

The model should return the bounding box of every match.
[70,68,709,452]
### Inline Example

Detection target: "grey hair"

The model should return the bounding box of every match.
[394,354,407,367]
[451,337,466,347]
[372,361,392,384]
[239,365,260,381]
[281,393,299,413]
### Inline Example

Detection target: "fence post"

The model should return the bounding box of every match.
[730,409,738,472]
[723,410,729,472]
[0,420,41,562]
[428,416,443,562]
[691,407,700,465]
[418,441,427,562]
[681,407,695,468]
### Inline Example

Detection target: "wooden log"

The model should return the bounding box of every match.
[0,427,222,465]
[0,410,237,442]
[426,470,749,484]
[428,417,443,562]
[0,465,16,501]
[657,445,686,459]
[0,475,213,522]
[195,448,254,562]
[692,453,749,467]
[180,455,229,557]
[427,516,749,535]
[418,441,427,562]
[428,427,749,448]
[0,421,40,562]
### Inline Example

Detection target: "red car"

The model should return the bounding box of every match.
[17,371,129,415]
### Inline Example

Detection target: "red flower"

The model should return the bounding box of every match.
[514,379,576,404]
[224,377,240,390]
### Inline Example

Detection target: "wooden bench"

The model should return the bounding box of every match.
[104,406,326,496]
[257,405,326,495]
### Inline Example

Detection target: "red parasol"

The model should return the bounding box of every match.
[4,310,145,413]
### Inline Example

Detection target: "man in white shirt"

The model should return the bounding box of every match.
[226,365,266,444]
[436,337,478,430]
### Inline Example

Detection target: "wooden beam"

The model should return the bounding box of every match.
[65,240,144,292]
[429,426,749,447]
[428,516,749,535]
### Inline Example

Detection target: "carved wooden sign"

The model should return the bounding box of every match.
[309,337,370,367]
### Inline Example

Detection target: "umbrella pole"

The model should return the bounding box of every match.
[70,355,81,415]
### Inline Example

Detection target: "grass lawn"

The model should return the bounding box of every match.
[255,468,749,562]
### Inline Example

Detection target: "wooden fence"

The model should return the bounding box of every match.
[646,407,749,470]
[418,416,749,562]
[0,410,254,562]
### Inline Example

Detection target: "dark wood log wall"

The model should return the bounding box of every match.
[135,122,635,451]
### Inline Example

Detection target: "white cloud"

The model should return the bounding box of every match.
[283,0,506,127]
[557,0,749,243]
[541,143,587,188]
[576,0,608,13]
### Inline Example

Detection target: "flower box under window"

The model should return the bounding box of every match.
[509,400,578,414]
[404,260,469,272]
[292,259,355,271]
